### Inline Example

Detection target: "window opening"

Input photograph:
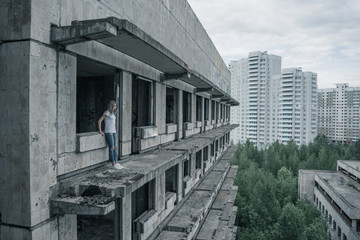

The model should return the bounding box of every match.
[165,165,178,193]
[196,96,202,122]
[76,57,116,133]
[183,159,190,178]
[183,91,192,123]
[132,76,153,127]
[204,99,209,121]
[166,87,177,124]
[196,150,202,170]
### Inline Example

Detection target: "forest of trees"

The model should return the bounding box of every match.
[231,135,360,240]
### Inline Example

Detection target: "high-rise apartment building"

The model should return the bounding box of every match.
[230,51,281,148]
[275,68,318,146]
[318,84,360,144]
[229,58,248,144]
[230,52,318,148]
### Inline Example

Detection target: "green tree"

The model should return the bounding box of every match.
[276,203,305,240]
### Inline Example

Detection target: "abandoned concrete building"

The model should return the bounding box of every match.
[0,1,240,239]
[299,161,360,240]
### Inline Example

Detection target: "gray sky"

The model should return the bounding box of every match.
[187,0,360,89]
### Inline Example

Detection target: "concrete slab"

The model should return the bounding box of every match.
[212,160,230,172]
[227,166,238,179]
[196,171,224,192]
[221,177,235,191]
[212,191,230,211]
[156,230,188,240]
[196,210,222,240]
[166,190,215,234]
[78,150,187,197]
[51,196,115,215]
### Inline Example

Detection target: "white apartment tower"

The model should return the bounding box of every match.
[231,52,318,148]
[229,58,248,144]
[318,84,360,144]
[230,51,281,148]
[276,68,318,145]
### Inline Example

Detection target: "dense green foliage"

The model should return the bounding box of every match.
[231,135,360,240]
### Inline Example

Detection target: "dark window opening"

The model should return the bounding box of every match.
[76,57,116,133]
[78,214,115,240]
[210,143,215,157]
[132,77,153,127]
[333,220,336,230]
[196,96,202,122]
[183,92,192,123]
[203,146,209,161]
[357,220,360,232]
[204,99,209,121]
[216,102,220,121]
[220,104,223,119]
[166,87,177,124]
[215,140,219,153]
[183,159,190,178]
[338,227,341,237]
[211,100,215,121]
[132,180,155,239]
[196,150,202,170]
[166,165,178,193]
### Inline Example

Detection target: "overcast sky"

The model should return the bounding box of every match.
[187,0,360,89]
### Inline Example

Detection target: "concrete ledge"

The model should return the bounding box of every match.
[165,192,177,210]
[184,122,193,130]
[166,123,178,134]
[137,126,158,139]
[76,132,107,152]
[205,120,211,126]
[196,121,202,128]
[51,196,115,215]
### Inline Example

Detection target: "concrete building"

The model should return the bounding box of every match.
[230,51,281,148]
[299,161,360,240]
[275,68,318,146]
[0,1,239,239]
[229,58,248,144]
[318,84,360,144]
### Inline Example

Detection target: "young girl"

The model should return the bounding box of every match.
[98,100,123,170]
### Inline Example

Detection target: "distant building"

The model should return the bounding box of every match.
[230,51,317,147]
[299,160,360,240]
[318,84,360,144]
[230,51,282,148]
[274,68,318,146]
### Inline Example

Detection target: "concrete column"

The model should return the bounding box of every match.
[116,194,132,240]
[192,93,196,124]
[177,90,183,140]
[177,162,183,203]
[156,83,166,135]
[156,173,166,211]
[119,71,132,158]
[201,97,205,132]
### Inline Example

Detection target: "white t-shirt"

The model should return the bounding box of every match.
[104,111,116,133]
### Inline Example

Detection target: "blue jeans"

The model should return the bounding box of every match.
[105,133,117,163]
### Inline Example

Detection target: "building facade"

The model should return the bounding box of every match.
[230,51,281,148]
[318,84,360,144]
[299,161,360,240]
[0,1,239,239]
[275,68,318,146]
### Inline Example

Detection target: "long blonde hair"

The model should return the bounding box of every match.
[107,100,117,114]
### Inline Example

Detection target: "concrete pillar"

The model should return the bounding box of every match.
[155,173,165,211]
[177,90,183,140]
[119,71,132,158]
[201,97,205,132]
[192,93,196,124]
[156,82,166,135]
[177,162,183,203]
[116,194,132,240]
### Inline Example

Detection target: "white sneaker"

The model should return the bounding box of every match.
[114,163,124,170]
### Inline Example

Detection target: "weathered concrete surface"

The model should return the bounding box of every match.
[156,230,188,240]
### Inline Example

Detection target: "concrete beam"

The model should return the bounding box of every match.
[195,87,213,93]
[51,22,117,45]
[51,197,115,215]
[162,72,191,81]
